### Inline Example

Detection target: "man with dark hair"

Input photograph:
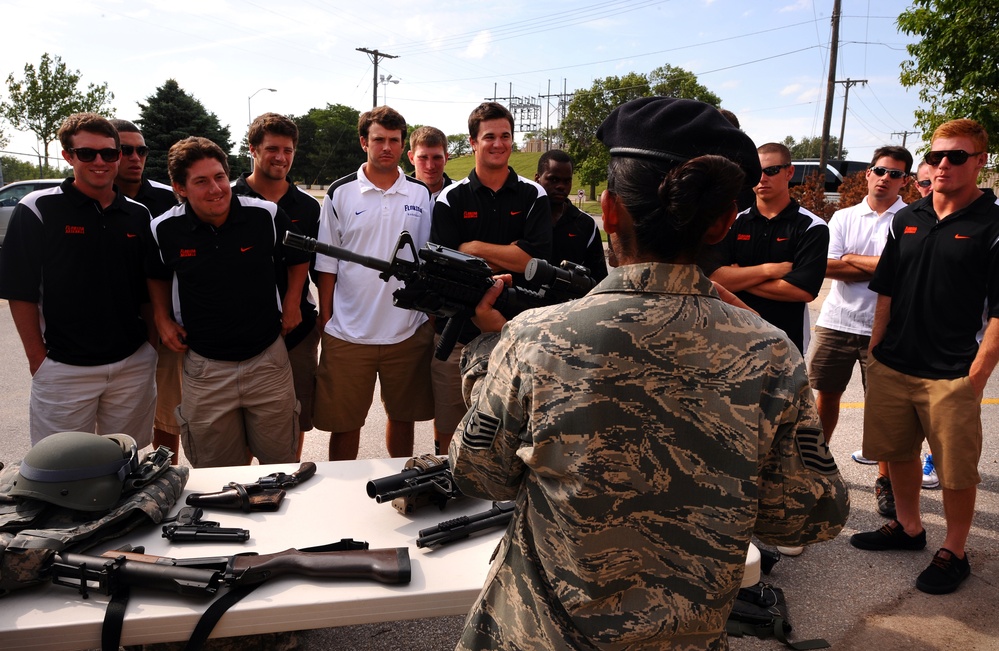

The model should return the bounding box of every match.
[0,113,157,446]
[408,126,452,198]
[449,97,848,650]
[428,101,552,454]
[146,136,309,467]
[850,119,999,595]
[233,112,321,460]
[535,149,607,282]
[708,142,829,354]
[313,106,435,461]
[808,145,913,518]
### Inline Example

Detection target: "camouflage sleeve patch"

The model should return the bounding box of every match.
[795,428,838,474]
[462,411,502,450]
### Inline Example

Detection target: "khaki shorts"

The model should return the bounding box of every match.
[863,358,982,490]
[807,326,870,393]
[431,336,468,437]
[154,341,185,435]
[313,321,435,432]
[287,325,320,432]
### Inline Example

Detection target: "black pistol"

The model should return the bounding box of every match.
[162,506,250,543]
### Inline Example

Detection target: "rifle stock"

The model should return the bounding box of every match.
[230,547,411,586]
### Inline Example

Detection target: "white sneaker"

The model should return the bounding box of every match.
[922,454,940,489]
[776,545,804,557]
[851,449,877,465]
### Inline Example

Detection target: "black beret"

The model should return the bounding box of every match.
[597,97,761,183]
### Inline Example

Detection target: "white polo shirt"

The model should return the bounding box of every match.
[815,195,907,336]
[317,165,432,344]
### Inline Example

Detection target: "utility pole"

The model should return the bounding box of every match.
[356,48,398,107]
[539,79,574,151]
[835,78,867,159]
[892,130,919,148]
[819,0,842,175]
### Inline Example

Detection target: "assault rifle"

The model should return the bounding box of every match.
[366,454,461,514]
[417,501,515,548]
[186,461,317,512]
[283,231,596,360]
[50,540,411,598]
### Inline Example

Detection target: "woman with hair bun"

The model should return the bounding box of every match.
[448,97,850,651]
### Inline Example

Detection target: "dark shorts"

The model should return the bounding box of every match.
[807,325,870,393]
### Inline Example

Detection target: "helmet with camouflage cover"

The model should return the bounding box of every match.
[7,432,139,511]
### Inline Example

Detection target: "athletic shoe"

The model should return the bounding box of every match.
[922,454,940,489]
[850,520,926,551]
[916,548,970,594]
[776,546,804,557]
[875,475,896,519]
[851,449,877,465]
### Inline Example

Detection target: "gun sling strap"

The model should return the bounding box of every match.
[99,539,369,651]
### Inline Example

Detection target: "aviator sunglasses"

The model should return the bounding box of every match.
[761,163,791,176]
[869,166,907,180]
[68,147,121,163]
[924,149,983,166]
[120,144,149,157]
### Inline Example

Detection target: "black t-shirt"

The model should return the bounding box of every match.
[551,201,608,282]
[871,191,999,378]
[146,195,310,361]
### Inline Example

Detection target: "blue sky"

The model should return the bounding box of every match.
[2,0,925,171]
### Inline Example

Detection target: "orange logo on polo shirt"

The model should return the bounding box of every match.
[180,248,197,258]
[904,226,918,234]
[126,233,138,238]
[776,237,789,242]
[241,246,253,253]
[737,233,751,241]
[463,211,478,219]
[955,234,971,239]
[65,225,85,235]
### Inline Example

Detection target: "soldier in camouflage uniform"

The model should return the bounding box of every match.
[449,98,850,651]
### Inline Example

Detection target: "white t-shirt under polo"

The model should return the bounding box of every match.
[317,165,432,344]
[816,195,907,336]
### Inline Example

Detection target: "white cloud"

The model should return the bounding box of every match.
[463,31,492,60]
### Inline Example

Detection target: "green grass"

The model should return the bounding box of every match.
[445,152,608,203]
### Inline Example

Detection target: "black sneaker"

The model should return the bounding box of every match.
[917,548,971,594]
[875,475,896,519]
[850,520,927,551]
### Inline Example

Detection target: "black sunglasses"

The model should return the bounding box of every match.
[69,147,121,163]
[869,166,907,180]
[761,163,791,177]
[120,144,149,157]
[916,179,932,188]
[924,149,983,166]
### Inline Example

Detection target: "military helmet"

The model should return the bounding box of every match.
[8,432,139,511]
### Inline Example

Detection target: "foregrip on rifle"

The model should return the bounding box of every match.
[52,552,222,597]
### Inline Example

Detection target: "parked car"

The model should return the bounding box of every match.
[0,179,62,246]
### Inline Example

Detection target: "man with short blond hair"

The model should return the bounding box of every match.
[408,125,452,198]
[850,119,999,595]
[0,113,157,446]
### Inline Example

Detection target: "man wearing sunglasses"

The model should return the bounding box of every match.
[850,119,999,595]
[0,113,157,447]
[808,146,912,517]
[707,142,829,355]
[914,161,933,198]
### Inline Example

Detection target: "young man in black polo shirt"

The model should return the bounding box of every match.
[110,118,182,462]
[850,119,999,595]
[429,102,552,454]
[233,113,321,461]
[0,113,157,446]
[146,137,309,468]
[534,149,608,282]
[708,142,829,354]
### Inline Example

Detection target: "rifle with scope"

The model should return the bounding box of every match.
[283,231,596,360]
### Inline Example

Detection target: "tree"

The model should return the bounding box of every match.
[447,133,471,158]
[562,66,722,198]
[0,155,70,183]
[291,104,364,187]
[789,172,835,220]
[781,135,847,160]
[0,53,114,176]
[897,1,999,160]
[137,79,234,183]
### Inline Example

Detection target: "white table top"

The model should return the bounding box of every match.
[1,459,502,651]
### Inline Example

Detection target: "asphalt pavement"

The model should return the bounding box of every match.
[0,280,997,650]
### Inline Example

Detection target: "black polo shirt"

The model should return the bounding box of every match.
[133,179,178,218]
[713,199,829,353]
[430,167,552,343]
[0,178,150,365]
[232,174,320,349]
[871,190,999,378]
[551,201,608,282]
[146,195,310,362]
